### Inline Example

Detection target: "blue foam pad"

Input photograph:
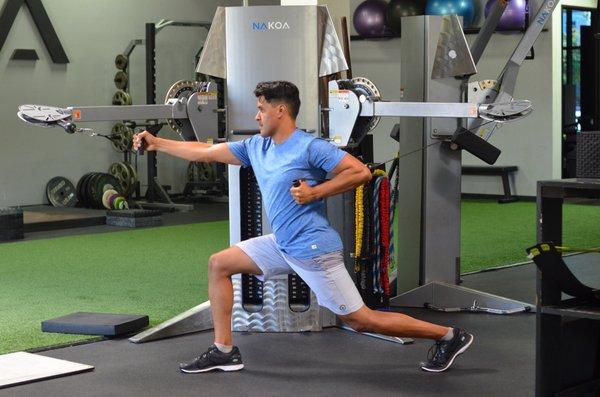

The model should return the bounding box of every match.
[41,312,149,336]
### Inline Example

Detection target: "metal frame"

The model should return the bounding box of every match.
[536,179,600,396]
[361,4,558,314]
[125,21,211,210]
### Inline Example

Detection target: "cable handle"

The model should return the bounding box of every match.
[292,178,327,188]
[136,136,146,156]
[135,124,163,156]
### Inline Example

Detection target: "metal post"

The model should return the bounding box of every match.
[145,22,158,202]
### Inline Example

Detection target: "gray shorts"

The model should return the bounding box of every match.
[235,234,364,315]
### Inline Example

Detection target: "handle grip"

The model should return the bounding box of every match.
[137,139,146,156]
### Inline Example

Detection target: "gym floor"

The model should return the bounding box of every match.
[2,199,600,396]
[2,256,598,396]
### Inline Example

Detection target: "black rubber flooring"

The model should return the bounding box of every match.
[21,201,229,241]
[2,254,599,396]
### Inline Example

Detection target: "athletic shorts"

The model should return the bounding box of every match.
[235,234,364,316]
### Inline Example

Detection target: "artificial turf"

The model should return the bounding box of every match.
[1,199,599,354]
[460,199,600,273]
[0,221,228,355]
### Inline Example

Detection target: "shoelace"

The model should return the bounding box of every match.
[427,340,450,364]
[196,347,218,362]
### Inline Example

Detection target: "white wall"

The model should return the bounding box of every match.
[350,38,401,164]
[349,0,400,164]
[0,0,241,207]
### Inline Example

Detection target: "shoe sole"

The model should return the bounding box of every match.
[180,364,244,374]
[420,334,474,373]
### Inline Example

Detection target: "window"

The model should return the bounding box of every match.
[562,8,592,127]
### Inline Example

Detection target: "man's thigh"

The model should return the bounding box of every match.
[284,251,364,315]
[213,245,264,276]
[234,234,292,280]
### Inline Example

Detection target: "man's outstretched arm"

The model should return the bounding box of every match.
[133,131,241,165]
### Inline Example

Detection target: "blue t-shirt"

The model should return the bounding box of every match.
[227,129,347,259]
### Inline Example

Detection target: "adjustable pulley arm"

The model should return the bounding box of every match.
[17,80,221,143]
[496,0,561,101]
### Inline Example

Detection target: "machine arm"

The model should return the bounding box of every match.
[328,79,532,147]
[69,103,182,122]
[17,80,220,143]
[470,0,509,66]
[496,0,560,101]
[359,101,479,118]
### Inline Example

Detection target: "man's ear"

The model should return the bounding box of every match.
[277,104,287,119]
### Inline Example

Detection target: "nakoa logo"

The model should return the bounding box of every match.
[535,0,556,26]
[252,21,291,31]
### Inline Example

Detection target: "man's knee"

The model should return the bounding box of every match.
[339,308,373,333]
[208,251,233,278]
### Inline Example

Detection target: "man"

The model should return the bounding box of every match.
[133,81,473,374]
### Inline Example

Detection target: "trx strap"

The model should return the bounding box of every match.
[526,243,600,302]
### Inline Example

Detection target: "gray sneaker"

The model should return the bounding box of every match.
[179,345,244,373]
[420,328,474,372]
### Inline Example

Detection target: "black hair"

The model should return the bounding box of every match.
[253,81,301,119]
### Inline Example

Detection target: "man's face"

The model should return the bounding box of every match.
[255,96,284,137]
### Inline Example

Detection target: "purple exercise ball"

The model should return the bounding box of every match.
[485,0,527,31]
[353,0,389,38]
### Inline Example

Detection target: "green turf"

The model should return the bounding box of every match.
[1,199,599,354]
[460,199,600,273]
[0,221,228,355]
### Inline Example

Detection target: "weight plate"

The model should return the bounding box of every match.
[125,161,137,182]
[122,162,137,197]
[124,161,137,185]
[91,174,122,209]
[102,189,119,209]
[76,173,93,207]
[108,162,133,197]
[114,71,128,90]
[112,90,132,106]
[164,80,198,140]
[46,177,78,207]
[114,196,125,210]
[187,162,216,183]
[110,122,133,152]
[108,193,119,209]
[80,172,97,208]
[85,173,100,208]
[115,54,128,70]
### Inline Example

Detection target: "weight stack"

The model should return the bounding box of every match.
[231,167,335,332]
[0,207,24,241]
[577,131,600,178]
[106,209,162,228]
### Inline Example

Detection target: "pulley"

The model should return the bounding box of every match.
[164,80,198,140]
[336,77,382,145]
[350,77,382,133]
